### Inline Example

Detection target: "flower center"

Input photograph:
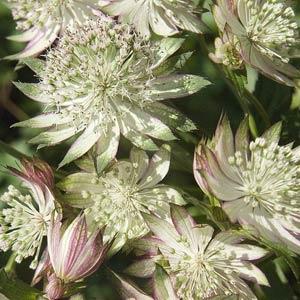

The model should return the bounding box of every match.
[42,19,154,133]
[83,164,149,240]
[0,185,50,269]
[228,137,300,219]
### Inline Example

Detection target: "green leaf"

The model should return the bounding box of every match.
[0,269,42,300]
[153,264,178,300]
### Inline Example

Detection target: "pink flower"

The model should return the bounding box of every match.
[43,214,110,299]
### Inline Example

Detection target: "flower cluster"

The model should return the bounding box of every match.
[2,1,300,299]
[129,205,268,299]
[0,159,56,269]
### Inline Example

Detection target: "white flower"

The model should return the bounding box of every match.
[143,205,268,299]
[194,116,300,254]
[0,159,57,268]
[211,0,300,86]
[6,0,101,59]
[102,0,205,38]
[58,146,185,250]
[14,18,209,168]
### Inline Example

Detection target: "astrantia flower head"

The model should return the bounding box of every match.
[6,0,100,59]
[211,0,300,86]
[0,158,57,268]
[194,116,300,254]
[14,18,209,168]
[58,146,185,250]
[102,0,206,38]
[141,205,268,299]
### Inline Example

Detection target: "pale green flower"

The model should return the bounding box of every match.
[6,0,100,59]
[194,116,300,254]
[58,146,185,250]
[0,159,57,269]
[102,0,205,38]
[211,0,300,86]
[141,205,268,299]
[14,18,209,168]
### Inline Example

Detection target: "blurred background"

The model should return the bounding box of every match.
[0,0,300,299]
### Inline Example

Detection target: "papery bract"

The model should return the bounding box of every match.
[103,0,205,38]
[47,214,109,283]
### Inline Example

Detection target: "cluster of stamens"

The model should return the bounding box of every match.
[228,137,300,222]
[164,236,242,299]
[83,162,166,241]
[0,185,50,269]
[41,19,155,133]
[244,0,298,62]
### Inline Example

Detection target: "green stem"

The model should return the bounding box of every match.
[245,90,271,127]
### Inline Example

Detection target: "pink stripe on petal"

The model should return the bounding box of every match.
[47,218,62,275]
[62,215,88,276]
[66,230,107,281]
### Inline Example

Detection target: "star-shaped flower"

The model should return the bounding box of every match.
[14,18,209,168]
[137,205,269,299]
[58,146,185,251]
[194,116,300,254]
[211,0,300,86]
